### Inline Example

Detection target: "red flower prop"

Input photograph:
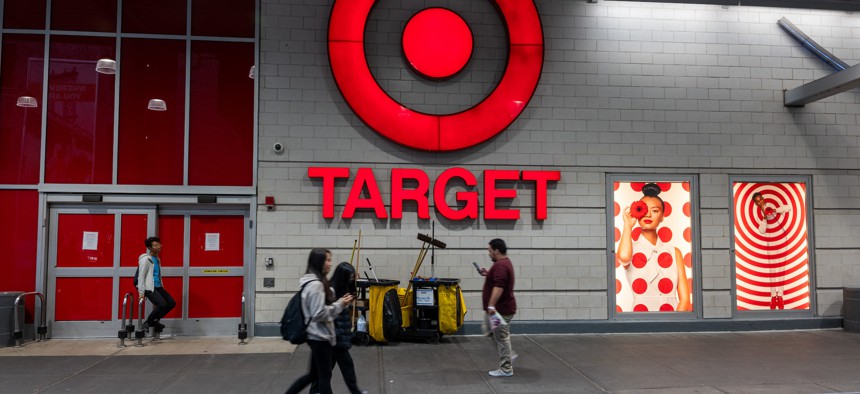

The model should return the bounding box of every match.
[764,207,775,217]
[630,201,648,219]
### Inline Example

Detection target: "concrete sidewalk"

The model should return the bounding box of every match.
[1,330,859,393]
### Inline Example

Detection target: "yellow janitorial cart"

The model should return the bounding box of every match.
[353,278,401,345]
[396,228,467,343]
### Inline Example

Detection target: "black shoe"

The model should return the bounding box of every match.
[154,322,166,330]
[142,322,151,332]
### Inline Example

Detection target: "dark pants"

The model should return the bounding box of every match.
[145,287,176,324]
[309,346,362,394]
[285,340,333,394]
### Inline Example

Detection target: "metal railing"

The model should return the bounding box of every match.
[238,292,248,344]
[13,292,47,348]
[117,293,135,348]
[134,297,147,346]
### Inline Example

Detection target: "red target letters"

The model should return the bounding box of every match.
[308,167,560,220]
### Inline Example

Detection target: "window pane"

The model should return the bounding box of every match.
[3,0,47,30]
[189,41,254,186]
[192,0,255,38]
[45,36,116,184]
[0,34,44,185]
[0,190,39,293]
[118,38,185,185]
[51,0,117,32]
[122,0,186,35]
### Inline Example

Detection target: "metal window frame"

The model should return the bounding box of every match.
[2,0,261,337]
[605,174,703,321]
[727,175,817,319]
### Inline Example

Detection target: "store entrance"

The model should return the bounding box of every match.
[47,204,249,337]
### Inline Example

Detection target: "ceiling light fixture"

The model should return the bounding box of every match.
[95,58,117,74]
[147,99,167,111]
[16,96,38,108]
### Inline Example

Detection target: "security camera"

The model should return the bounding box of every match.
[273,142,284,154]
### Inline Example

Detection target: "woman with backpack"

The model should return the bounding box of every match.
[310,262,367,394]
[285,249,354,394]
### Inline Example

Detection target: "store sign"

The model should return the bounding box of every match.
[328,0,544,151]
[308,167,560,220]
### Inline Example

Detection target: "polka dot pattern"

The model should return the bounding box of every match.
[613,181,695,313]
[658,227,672,242]
[658,252,673,268]
[658,278,674,294]
[615,279,622,294]
[632,278,647,294]
[632,253,647,269]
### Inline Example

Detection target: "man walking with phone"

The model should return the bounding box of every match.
[477,238,517,377]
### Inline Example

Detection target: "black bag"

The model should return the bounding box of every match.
[133,268,140,287]
[280,280,317,344]
[381,288,402,341]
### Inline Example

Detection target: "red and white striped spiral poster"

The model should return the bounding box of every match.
[733,182,810,311]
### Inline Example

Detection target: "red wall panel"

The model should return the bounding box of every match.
[51,0,117,32]
[120,214,148,267]
[56,213,115,267]
[188,41,254,186]
[189,215,244,267]
[122,0,186,35]
[55,277,112,321]
[118,38,185,185]
[3,0,47,29]
[157,215,185,267]
[45,35,115,184]
[119,276,182,320]
[0,191,39,292]
[188,276,242,318]
[0,34,44,185]
[192,0,255,38]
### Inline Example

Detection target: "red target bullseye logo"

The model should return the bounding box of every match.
[328,0,544,151]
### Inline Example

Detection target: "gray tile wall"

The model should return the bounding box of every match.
[256,0,860,325]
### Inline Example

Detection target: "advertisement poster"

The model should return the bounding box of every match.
[613,181,693,313]
[733,182,810,310]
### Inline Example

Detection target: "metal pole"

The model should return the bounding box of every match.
[135,297,146,346]
[238,292,248,344]
[118,293,134,347]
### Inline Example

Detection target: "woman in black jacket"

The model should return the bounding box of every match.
[311,262,366,394]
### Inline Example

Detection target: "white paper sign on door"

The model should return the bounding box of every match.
[82,231,99,251]
[205,233,220,251]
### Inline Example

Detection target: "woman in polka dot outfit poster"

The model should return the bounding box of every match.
[614,182,693,312]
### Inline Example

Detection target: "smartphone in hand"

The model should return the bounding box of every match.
[472,262,482,274]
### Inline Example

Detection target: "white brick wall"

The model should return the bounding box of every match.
[256,0,860,325]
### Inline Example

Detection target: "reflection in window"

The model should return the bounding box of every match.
[45,36,116,184]
[0,35,44,184]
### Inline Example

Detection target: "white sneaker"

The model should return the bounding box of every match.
[489,370,513,377]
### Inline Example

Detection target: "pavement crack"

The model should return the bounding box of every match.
[525,335,608,393]
[454,338,498,394]
[33,356,112,393]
